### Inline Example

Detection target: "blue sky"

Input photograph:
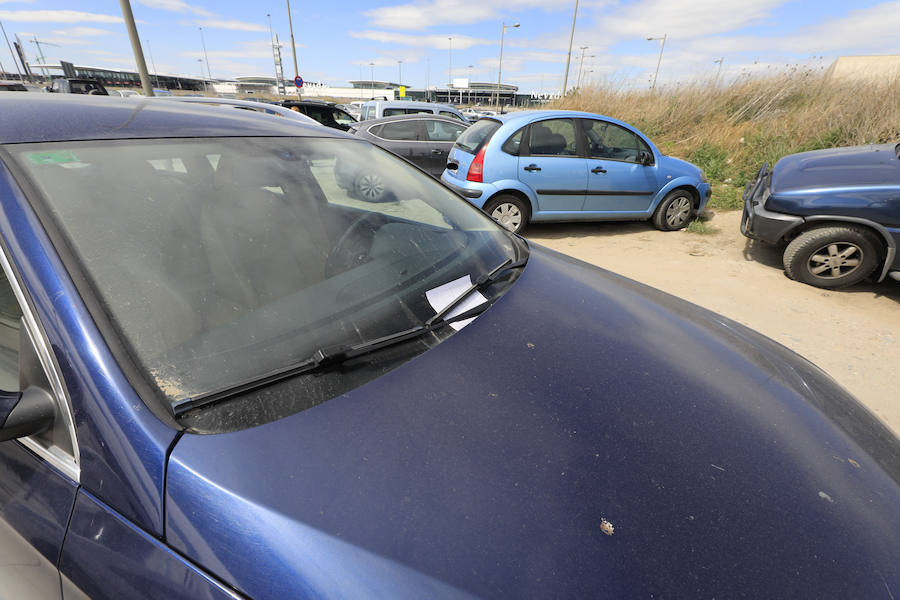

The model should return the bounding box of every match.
[0,0,898,93]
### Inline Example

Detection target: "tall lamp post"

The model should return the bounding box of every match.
[495,21,519,108]
[447,36,453,95]
[561,0,579,96]
[369,61,375,99]
[713,56,724,86]
[145,38,159,89]
[397,60,402,86]
[647,34,666,93]
[576,46,594,90]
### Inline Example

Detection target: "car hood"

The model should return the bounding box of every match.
[660,154,701,177]
[165,246,900,600]
[771,143,900,194]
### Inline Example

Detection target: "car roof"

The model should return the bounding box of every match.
[356,113,470,126]
[492,109,623,125]
[0,94,340,144]
[364,99,457,109]
[153,96,320,125]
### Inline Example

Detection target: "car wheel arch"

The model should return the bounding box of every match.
[487,189,533,219]
[652,180,701,211]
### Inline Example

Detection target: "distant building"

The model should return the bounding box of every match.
[824,55,900,84]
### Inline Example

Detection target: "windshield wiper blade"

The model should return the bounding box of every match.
[425,256,528,326]
[173,299,498,416]
[175,256,528,415]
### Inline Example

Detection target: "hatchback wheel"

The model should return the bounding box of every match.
[783,226,881,289]
[652,190,694,231]
[353,172,386,202]
[483,195,529,235]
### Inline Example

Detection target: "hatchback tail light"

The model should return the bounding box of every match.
[466,146,486,182]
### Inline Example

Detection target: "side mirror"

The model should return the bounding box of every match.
[638,150,653,166]
[0,321,55,443]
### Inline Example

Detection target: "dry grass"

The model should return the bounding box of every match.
[554,70,900,199]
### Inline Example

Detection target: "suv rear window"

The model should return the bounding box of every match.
[454,119,501,154]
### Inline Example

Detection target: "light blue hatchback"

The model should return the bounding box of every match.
[441,110,711,234]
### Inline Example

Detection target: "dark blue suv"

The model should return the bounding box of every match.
[1,95,899,599]
[742,143,900,288]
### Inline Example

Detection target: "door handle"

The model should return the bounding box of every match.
[431,148,444,154]
[591,166,607,174]
[524,164,541,172]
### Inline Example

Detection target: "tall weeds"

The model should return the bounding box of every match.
[554,71,900,188]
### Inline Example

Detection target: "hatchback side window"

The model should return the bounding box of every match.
[583,120,646,163]
[0,270,22,392]
[424,120,466,142]
[378,120,423,141]
[527,119,578,156]
[502,127,526,156]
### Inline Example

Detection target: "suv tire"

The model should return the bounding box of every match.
[783,225,881,289]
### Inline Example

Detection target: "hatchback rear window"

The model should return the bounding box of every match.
[454,119,501,154]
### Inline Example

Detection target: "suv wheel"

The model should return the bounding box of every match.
[783,225,881,289]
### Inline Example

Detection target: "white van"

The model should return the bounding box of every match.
[359,100,467,122]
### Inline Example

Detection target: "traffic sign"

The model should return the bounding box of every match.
[294,76,303,88]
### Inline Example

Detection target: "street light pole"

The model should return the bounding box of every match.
[369,61,374,99]
[468,64,473,104]
[285,0,300,97]
[448,36,452,94]
[199,26,212,93]
[398,59,402,86]
[495,21,519,108]
[145,38,159,89]
[713,56,724,86]
[561,0,579,96]
[117,0,154,96]
[576,46,594,90]
[647,34,667,93]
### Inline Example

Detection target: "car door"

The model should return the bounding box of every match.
[0,250,79,600]
[580,118,660,213]
[518,118,587,213]
[421,118,468,177]
[371,119,429,168]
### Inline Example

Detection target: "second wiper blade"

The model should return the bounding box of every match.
[174,301,494,416]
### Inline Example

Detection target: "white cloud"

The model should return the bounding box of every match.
[0,10,123,23]
[350,30,492,50]
[135,0,212,17]
[363,0,571,30]
[50,27,113,37]
[598,0,787,41]
[196,18,266,32]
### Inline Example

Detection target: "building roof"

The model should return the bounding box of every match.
[0,94,341,144]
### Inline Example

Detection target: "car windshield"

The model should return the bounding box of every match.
[15,137,522,408]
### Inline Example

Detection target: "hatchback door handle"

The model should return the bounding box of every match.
[524,164,541,172]
[591,166,607,174]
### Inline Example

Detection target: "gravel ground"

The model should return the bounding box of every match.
[525,210,900,435]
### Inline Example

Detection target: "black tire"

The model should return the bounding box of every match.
[783,225,881,289]
[483,194,530,235]
[652,189,694,231]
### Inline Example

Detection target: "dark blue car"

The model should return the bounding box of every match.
[742,143,900,288]
[1,95,899,599]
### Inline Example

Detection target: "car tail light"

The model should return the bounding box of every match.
[467,146,486,182]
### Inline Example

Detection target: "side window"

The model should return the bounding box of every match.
[378,120,423,141]
[423,120,466,142]
[332,109,356,126]
[367,124,384,138]
[583,120,643,163]
[383,108,404,117]
[527,119,578,157]
[502,127,525,155]
[440,111,465,121]
[0,269,22,392]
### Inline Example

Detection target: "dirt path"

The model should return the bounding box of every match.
[525,210,900,434]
